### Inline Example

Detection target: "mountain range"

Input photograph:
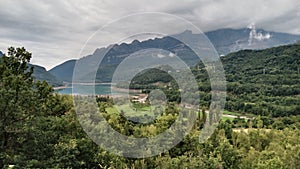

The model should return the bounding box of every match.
[5,27,300,85]
[49,27,300,83]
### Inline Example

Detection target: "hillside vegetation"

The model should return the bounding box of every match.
[131,44,300,118]
[223,44,300,117]
[0,46,299,168]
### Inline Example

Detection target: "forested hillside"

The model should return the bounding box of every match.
[0,47,299,168]
[0,51,62,86]
[223,44,300,117]
[49,59,76,82]
[29,64,63,87]
[130,44,300,118]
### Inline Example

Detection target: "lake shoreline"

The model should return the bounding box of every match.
[54,83,142,95]
[111,86,141,94]
[53,82,116,90]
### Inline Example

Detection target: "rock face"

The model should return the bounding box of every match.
[48,28,300,83]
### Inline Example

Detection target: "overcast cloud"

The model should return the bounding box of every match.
[0,0,300,69]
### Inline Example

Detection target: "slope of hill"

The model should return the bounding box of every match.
[49,60,76,82]
[222,44,300,117]
[49,28,300,83]
[0,52,62,86]
[223,44,300,80]
[29,64,63,87]
[129,44,300,117]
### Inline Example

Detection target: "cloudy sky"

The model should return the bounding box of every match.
[0,0,300,70]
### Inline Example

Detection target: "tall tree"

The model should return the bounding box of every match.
[0,47,53,167]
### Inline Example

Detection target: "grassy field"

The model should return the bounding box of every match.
[223,110,242,116]
[223,110,256,118]
[221,116,234,121]
[106,104,254,123]
[106,104,154,117]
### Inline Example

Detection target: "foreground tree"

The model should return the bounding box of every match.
[0,47,53,167]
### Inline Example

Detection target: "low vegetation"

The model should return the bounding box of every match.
[0,46,299,168]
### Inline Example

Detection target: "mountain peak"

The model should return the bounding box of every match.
[132,39,140,45]
[48,27,300,83]
[182,30,193,34]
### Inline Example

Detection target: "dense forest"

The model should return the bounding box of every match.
[130,44,300,125]
[0,46,299,168]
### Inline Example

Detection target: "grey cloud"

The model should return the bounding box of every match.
[0,0,299,69]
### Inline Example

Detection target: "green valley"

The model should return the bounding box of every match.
[0,44,299,168]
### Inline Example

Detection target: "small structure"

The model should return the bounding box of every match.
[131,94,148,103]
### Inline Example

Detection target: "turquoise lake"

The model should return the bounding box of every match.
[56,84,120,95]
